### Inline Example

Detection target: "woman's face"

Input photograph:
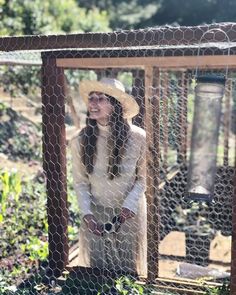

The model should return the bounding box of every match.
[88,91,113,125]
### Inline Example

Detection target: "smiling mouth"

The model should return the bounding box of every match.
[90,107,100,112]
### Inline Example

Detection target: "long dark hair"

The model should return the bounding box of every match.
[79,95,130,180]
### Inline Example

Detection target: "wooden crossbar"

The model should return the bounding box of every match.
[56,55,236,69]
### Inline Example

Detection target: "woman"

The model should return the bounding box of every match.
[70,77,147,277]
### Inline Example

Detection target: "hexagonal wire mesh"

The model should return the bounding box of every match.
[1,24,236,294]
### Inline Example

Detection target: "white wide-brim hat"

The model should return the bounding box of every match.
[79,78,139,119]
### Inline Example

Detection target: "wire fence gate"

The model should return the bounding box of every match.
[1,23,236,294]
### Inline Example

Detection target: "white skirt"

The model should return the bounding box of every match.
[76,194,147,277]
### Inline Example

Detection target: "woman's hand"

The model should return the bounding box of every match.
[83,214,103,236]
[119,207,135,224]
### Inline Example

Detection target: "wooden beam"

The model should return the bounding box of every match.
[162,71,169,175]
[151,67,161,206]
[132,69,145,128]
[177,71,188,163]
[230,166,236,294]
[42,57,69,278]
[145,66,160,282]
[1,23,236,51]
[56,55,236,69]
[223,80,232,166]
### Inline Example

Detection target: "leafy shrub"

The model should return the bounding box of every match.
[0,104,41,161]
[100,276,148,294]
[62,274,156,295]
[205,281,230,295]
[0,66,41,100]
[0,170,48,285]
[0,158,81,289]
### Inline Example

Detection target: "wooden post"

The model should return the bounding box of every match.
[132,69,145,128]
[223,79,232,166]
[162,71,169,175]
[177,71,188,163]
[151,67,161,277]
[152,68,161,190]
[145,66,159,281]
[41,57,69,278]
[230,172,236,294]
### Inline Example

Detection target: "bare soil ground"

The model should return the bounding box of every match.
[68,230,231,284]
[159,231,231,279]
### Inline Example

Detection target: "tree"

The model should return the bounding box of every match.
[128,0,236,29]
[76,0,160,30]
[76,0,236,30]
[0,0,110,99]
[140,0,233,28]
[0,0,110,36]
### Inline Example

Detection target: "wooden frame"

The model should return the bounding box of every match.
[56,55,236,70]
[1,23,236,51]
[42,57,69,277]
[1,22,234,293]
[51,48,236,292]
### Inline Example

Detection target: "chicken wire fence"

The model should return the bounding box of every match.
[1,23,236,294]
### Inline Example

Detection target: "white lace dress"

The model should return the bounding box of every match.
[70,123,147,277]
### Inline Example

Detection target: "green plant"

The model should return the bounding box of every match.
[0,164,82,289]
[205,281,230,294]
[63,273,142,295]
[0,169,22,222]
[21,237,48,261]
[105,276,144,294]
[0,105,41,161]
[0,102,8,115]
[97,276,155,295]
[0,170,48,286]
[0,0,110,101]
[0,66,41,99]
